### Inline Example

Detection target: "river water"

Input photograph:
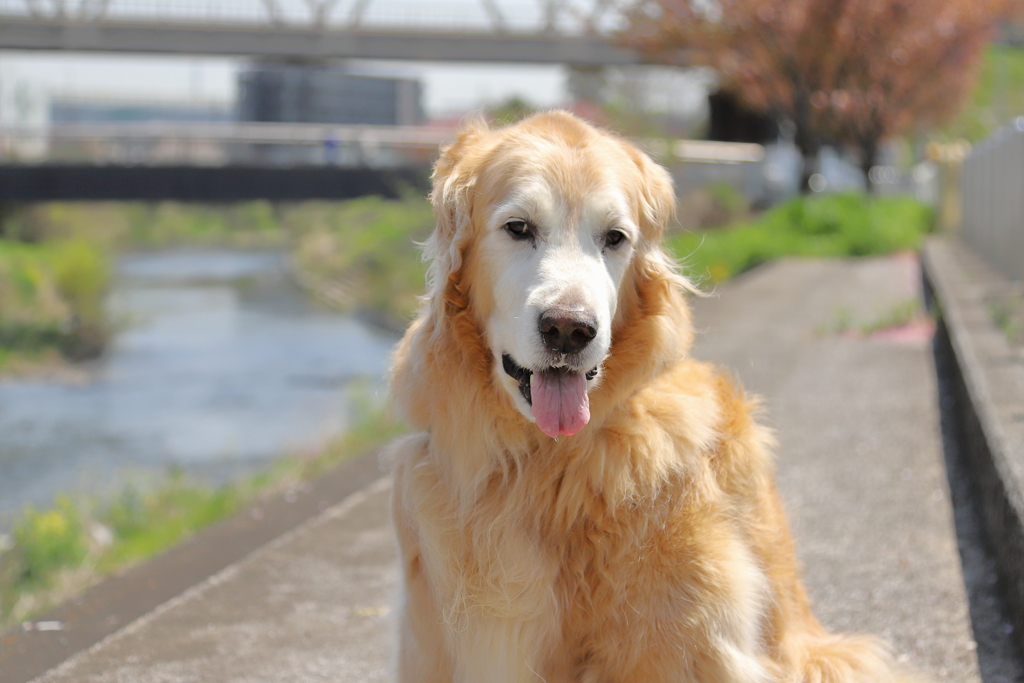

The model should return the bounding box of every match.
[0,250,400,528]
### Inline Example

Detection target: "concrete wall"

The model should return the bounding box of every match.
[923,238,1024,657]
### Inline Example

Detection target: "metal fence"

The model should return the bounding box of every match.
[961,118,1024,281]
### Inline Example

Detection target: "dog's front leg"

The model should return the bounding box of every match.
[395,557,558,683]
[389,436,561,682]
[397,583,556,683]
[395,564,453,682]
[449,615,560,683]
[391,439,455,683]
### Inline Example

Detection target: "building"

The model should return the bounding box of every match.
[237,64,424,166]
[238,64,423,127]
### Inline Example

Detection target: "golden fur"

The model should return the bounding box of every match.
[386,111,910,682]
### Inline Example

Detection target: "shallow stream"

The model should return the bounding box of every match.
[0,249,399,528]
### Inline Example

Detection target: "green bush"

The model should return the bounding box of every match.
[48,240,110,327]
[669,193,934,284]
[0,239,112,362]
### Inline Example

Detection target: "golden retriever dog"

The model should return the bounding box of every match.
[386,111,914,682]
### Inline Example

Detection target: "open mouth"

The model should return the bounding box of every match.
[502,353,599,439]
[501,354,598,405]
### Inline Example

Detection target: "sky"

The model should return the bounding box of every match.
[0,51,569,118]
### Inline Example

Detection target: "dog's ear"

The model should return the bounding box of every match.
[424,115,491,303]
[620,143,698,318]
[629,146,677,244]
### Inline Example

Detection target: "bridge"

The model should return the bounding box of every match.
[0,121,765,201]
[0,122,446,201]
[0,0,683,202]
[0,164,431,201]
[0,0,646,65]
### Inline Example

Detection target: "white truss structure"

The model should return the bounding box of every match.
[0,0,627,36]
[0,0,641,64]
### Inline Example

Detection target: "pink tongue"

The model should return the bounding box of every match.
[530,369,590,439]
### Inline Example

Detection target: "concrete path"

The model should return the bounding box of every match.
[23,254,979,682]
[690,254,976,681]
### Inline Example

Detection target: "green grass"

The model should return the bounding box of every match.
[95,475,245,571]
[816,298,925,337]
[0,392,406,630]
[856,299,921,335]
[989,295,1023,346]
[669,193,934,285]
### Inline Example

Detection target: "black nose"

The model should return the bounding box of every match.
[538,307,597,355]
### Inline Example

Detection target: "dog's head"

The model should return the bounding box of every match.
[424,111,681,439]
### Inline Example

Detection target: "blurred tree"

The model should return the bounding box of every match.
[623,0,1011,192]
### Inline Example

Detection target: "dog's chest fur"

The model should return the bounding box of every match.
[398,413,772,679]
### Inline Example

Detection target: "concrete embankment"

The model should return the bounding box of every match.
[924,237,1024,679]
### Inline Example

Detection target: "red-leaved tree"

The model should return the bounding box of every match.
[622,0,1010,192]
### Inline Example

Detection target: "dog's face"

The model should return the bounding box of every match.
[429,113,674,439]
[475,149,638,440]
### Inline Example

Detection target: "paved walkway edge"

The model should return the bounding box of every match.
[923,237,1024,653]
[0,451,389,683]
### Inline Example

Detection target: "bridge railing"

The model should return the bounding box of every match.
[0,122,454,168]
[1,124,770,168]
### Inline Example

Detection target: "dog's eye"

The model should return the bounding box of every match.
[504,219,533,241]
[604,229,627,249]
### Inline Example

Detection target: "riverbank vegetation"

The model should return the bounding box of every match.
[0,395,404,631]
[3,197,434,331]
[0,239,111,370]
[668,193,934,285]
[287,197,434,326]
[5,201,286,249]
